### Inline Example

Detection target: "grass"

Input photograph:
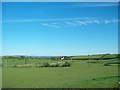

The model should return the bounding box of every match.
[2,58,60,66]
[71,54,118,60]
[2,58,119,88]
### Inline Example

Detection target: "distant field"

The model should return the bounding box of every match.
[71,54,118,60]
[2,55,119,88]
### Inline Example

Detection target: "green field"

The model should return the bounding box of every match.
[71,54,117,60]
[2,55,119,88]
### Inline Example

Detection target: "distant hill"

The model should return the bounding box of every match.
[2,54,119,60]
[70,54,118,60]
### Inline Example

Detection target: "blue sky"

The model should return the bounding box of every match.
[2,2,118,56]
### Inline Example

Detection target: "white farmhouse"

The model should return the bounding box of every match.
[61,57,64,60]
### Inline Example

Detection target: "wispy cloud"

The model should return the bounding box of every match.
[3,18,77,23]
[76,21,87,25]
[42,23,59,28]
[3,17,94,23]
[93,20,100,24]
[104,20,111,24]
[3,18,119,28]
[104,19,118,24]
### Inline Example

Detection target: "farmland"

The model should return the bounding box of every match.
[1,54,120,88]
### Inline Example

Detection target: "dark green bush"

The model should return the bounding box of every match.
[13,64,17,67]
[36,64,42,67]
[61,61,71,67]
[54,63,59,67]
[49,63,59,67]
[104,63,110,66]
[42,62,49,67]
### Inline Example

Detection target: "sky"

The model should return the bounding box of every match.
[2,0,120,2]
[2,2,118,56]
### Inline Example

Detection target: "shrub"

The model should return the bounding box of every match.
[49,64,54,67]
[42,62,49,67]
[54,63,59,67]
[61,61,71,67]
[36,64,42,67]
[49,63,59,67]
[92,79,96,80]
[104,63,110,66]
[13,64,17,67]
[87,62,90,63]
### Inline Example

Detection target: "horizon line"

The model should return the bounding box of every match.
[1,53,118,57]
